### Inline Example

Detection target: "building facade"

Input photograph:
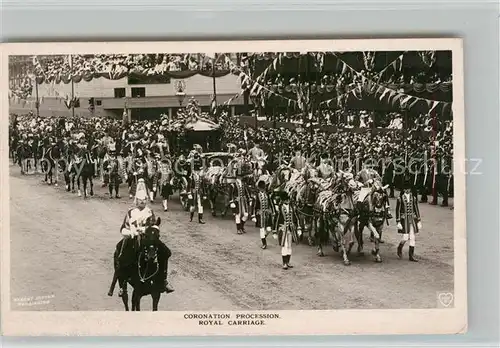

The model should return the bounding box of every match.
[10,72,246,119]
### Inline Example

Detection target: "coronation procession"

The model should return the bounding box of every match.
[8,50,455,311]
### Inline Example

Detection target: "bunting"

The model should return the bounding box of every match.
[319,52,452,115]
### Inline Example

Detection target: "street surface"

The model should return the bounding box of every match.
[9,166,454,311]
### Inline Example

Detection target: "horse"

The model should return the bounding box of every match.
[15,141,33,174]
[69,149,96,198]
[324,175,360,265]
[355,180,390,249]
[269,165,293,192]
[204,165,226,216]
[356,191,387,263]
[293,177,322,246]
[42,139,64,186]
[109,217,168,311]
[251,156,270,184]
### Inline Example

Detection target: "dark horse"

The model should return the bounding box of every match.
[108,217,170,311]
[67,148,95,198]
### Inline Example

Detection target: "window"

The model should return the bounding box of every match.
[128,74,171,85]
[96,100,102,106]
[114,88,126,98]
[131,87,146,98]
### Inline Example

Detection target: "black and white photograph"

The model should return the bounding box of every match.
[1,39,466,336]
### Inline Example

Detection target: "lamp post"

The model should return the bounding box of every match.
[174,80,187,107]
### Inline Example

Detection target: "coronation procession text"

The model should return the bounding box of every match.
[184,313,280,326]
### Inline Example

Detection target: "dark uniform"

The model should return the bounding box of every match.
[187,153,205,224]
[255,181,275,249]
[395,180,422,262]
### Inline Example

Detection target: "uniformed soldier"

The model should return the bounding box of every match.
[104,143,124,199]
[187,152,206,224]
[276,191,300,269]
[255,180,275,249]
[395,179,423,262]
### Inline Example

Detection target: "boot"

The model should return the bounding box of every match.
[198,213,205,224]
[162,199,168,212]
[409,246,418,262]
[282,256,288,270]
[163,274,175,293]
[115,187,120,199]
[378,230,385,243]
[236,223,243,234]
[385,208,393,220]
[420,194,428,203]
[286,255,293,268]
[241,221,246,233]
[441,199,449,207]
[190,211,194,222]
[397,242,404,259]
[261,238,267,249]
[109,186,114,197]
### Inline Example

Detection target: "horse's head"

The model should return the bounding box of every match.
[371,191,385,210]
[304,178,321,203]
[141,217,161,261]
[279,167,292,183]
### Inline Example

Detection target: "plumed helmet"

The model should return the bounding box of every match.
[134,178,148,203]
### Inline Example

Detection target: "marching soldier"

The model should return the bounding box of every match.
[255,180,275,249]
[396,179,423,262]
[103,143,124,199]
[187,152,206,224]
[157,155,174,212]
[230,152,252,234]
[276,191,300,269]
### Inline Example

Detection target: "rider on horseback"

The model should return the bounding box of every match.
[117,184,174,295]
[316,153,335,179]
[355,157,393,220]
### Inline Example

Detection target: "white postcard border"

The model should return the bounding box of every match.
[0,38,466,336]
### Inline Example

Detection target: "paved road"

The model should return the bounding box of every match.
[9,166,454,311]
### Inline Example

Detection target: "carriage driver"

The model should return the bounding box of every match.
[356,156,392,219]
[118,183,175,295]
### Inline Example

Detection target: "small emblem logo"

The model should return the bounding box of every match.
[437,292,454,308]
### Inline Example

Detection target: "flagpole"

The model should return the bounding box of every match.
[70,54,75,118]
[212,53,217,118]
[35,78,40,118]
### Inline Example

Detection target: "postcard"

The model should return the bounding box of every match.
[1,38,466,336]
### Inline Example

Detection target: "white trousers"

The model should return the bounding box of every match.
[189,194,203,214]
[281,231,292,256]
[401,224,416,247]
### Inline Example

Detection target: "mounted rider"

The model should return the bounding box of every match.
[355,157,392,219]
[116,183,174,295]
[289,146,308,172]
[316,153,335,180]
